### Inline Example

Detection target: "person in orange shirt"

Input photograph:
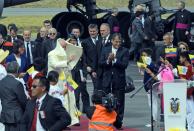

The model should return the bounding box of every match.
[86,90,117,131]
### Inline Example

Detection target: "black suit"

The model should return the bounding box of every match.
[99,45,129,128]
[6,35,24,43]
[96,35,112,90]
[24,41,38,65]
[144,17,157,49]
[21,94,71,131]
[71,44,90,113]
[82,37,98,90]
[40,39,57,71]
[0,75,27,131]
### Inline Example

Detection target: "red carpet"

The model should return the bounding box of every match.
[69,116,139,131]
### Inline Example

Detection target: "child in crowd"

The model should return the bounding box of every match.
[139,48,159,125]
[47,70,65,106]
[178,51,194,130]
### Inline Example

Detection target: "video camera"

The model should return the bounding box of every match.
[102,93,117,112]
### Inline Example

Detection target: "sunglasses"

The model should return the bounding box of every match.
[49,33,56,35]
[32,85,42,89]
[180,47,186,50]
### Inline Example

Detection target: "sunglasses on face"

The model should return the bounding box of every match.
[180,47,186,50]
[32,85,42,89]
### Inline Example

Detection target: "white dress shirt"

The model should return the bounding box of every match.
[15,55,21,67]
[77,38,82,47]
[112,46,118,64]
[91,36,98,45]
[104,35,110,44]
[36,93,47,131]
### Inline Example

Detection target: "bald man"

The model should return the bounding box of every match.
[23,30,38,65]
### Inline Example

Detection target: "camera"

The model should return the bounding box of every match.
[102,93,117,112]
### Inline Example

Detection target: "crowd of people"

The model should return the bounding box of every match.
[0,0,193,131]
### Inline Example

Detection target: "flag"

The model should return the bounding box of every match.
[59,71,65,80]
[64,76,78,91]
[165,48,177,57]
[27,66,35,75]
[137,62,147,68]
[141,56,151,65]
[189,54,194,64]
[177,65,188,75]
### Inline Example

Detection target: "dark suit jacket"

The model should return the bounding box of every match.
[99,46,129,90]
[24,41,38,64]
[6,35,24,43]
[21,94,71,131]
[6,53,29,73]
[131,17,146,43]
[96,36,112,78]
[0,75,27,123]
[144,17,157,40]
[82,37,98,72]
[40,39,57,59]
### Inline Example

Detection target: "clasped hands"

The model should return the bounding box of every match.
[107,53,115,63]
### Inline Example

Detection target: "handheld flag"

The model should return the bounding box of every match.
[165,48,177,57]
[177,65,188,75]
[189,54,194,64]
[27,66,35,75]
[137,62,147,68]
[64,76,78,91]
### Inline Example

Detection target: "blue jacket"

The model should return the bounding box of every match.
[6,53,29,73]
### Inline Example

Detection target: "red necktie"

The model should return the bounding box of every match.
[31,101,40,131]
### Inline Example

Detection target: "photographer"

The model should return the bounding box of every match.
[86,90,117,131]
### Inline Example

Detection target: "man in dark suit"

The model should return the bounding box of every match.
[69,35,90,114]
[71,26,83,46]
[40,28,58,71]
[144,14,158,49]
[155,32,178,67]
[23,30,38,65]
[82,24,99,90]
[129,11,147,61]
[99,33,129,129]
[6,25,23,43]
[0,61,27,131]
[21,75,71,131]
[96,23,112,90]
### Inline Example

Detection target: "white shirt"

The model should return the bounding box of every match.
[0,64,7,80]
[104,35,110,44]
[77,38,82,47]
[112,46,118,64]
[49,84,65,106]
[91,36,98,45]
[36,93,47,131]
[25,41,33,64]
[15,55,21,67]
